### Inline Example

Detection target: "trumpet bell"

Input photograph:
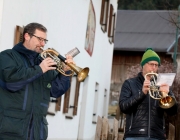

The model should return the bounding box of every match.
[159,96,176,109]
[68,63,89,82]
[77,67,89,82]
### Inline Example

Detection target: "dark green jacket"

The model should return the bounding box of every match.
[0,43,71,140]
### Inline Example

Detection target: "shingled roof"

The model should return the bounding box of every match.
[114,10,178,52]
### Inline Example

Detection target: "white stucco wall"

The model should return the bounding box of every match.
[0,0,117,139]
[0,0,3,44]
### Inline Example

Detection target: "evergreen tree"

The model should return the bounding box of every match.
[118,0,180,10]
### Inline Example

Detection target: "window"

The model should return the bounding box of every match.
[100,0,109,32]
[108,4,116,43]
[63,77,72,114]
[63,76,81,119]
[14,25,24,45]
[92,82,99,124]
[55,97,61,111]
[73,79,80,115]
[47,97,58,116]
[65,76,76,119]
[102,89,107,117]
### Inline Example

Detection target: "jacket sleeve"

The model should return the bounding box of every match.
[164,90,178,116]
[50,71,71,98]
[0,50,43,92]
[119,79,146,114]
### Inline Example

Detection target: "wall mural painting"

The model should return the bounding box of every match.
[85,0,96,57]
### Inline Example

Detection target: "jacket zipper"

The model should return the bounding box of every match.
[21,55,33,140]
[21,54,29,111]
[148,94,150,138]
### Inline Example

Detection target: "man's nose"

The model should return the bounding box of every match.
[40,41,45,46]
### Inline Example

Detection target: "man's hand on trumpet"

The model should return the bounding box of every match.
[39,57,57,73]
[142,79,151,94]
[159,83,169,97]
[63,54,76,71]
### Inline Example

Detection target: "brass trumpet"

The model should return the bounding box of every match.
[40,48,89,82]
[145,72,176,109]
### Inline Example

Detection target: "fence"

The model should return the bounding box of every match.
[94,116,124,140]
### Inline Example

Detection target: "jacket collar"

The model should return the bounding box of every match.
[138,72,145,83]
[12,42,39,66]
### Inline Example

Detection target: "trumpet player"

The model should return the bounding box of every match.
[0,22,75,140]
[119,48,177,140]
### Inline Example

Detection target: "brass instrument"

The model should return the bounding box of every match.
[40,48,89,82]
[144,72,176,109]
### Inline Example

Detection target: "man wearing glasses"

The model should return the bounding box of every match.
[0,22,74,140]
[119,48,177,140]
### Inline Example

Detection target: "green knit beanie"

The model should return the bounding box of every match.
[141,48,160,66]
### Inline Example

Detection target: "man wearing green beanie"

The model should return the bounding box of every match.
[119,48,177,140]
[141,48,160,67]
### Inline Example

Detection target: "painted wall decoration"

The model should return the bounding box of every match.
[84,0,96,57]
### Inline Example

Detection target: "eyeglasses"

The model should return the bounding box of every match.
[147,62,159,68]
[29,33,48,44]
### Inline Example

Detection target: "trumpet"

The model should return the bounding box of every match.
[40,47,89,82]
[145,72,176,109]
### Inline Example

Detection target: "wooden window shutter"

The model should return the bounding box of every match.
[100,0,109,32]
[63,77,72,113]
[14,25,24,45]
[108,4,113,37]
[108,4,115,43]
[112,13,116,43]
[55,97,61,111]
[73,79,80,115]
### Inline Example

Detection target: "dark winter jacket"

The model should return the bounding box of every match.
[0,42,71,140]
[119,72,177,140]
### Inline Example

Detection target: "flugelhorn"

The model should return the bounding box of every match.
[40,47,89,82]
[145,72,176,109]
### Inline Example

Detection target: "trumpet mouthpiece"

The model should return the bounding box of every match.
[40,47,44,50]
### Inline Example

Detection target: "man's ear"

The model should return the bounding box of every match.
[24,33,30,41]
